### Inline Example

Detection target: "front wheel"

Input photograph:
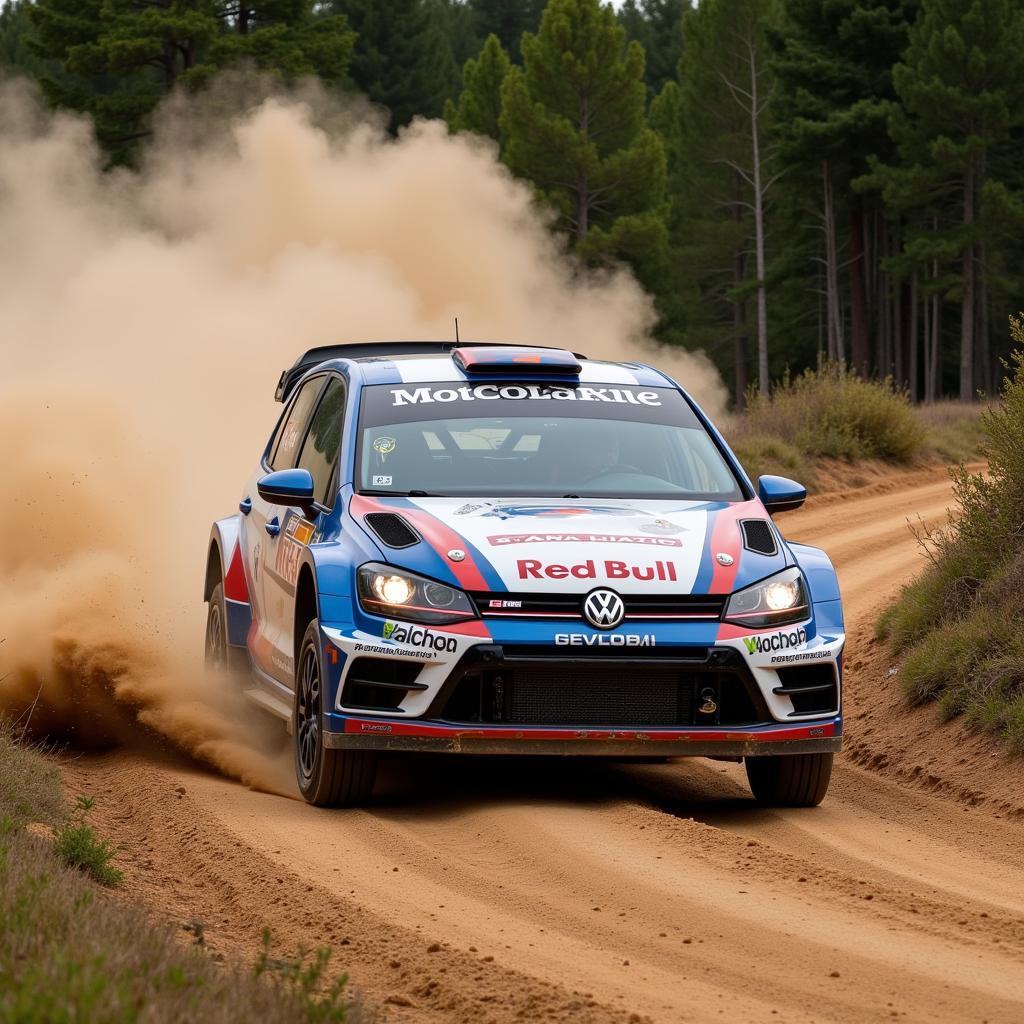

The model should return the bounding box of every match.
[294,619,377,807]
[745,752,833,807]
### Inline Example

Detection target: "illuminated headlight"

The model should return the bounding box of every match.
[724,567,809,628]
[356,563,477,625]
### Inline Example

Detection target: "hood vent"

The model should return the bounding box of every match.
[363,512,420,549]
[740,519,778,556]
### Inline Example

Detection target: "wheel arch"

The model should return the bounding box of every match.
[294,562,319,665]
[205,516,241,600]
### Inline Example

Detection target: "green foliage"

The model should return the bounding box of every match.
[880,320,1024,750]
[52,795,123,887]
[466,0,544,60]
[330,0,457,127]
[728,364,925,487]
[0,720,364,1022]
[500,0,667,281]
[616,0,685,97]
[444,32,510,143]
[27,1,354,160]
[254,928,352,1023]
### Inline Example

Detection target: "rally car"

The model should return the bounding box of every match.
[203,342,844,807]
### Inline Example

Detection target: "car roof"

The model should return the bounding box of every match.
[275,341,673,401]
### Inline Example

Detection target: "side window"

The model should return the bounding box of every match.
[269,377,324,470]
[296,378,346,505]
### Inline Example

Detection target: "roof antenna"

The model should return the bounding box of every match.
[454,317,460,344]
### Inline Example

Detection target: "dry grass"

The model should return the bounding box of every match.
[724,366,985,492]
[0,722,366,1022]
[878,324,1024,753]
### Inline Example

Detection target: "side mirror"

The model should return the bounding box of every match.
[258,468,317,517]
[757,474,806,514]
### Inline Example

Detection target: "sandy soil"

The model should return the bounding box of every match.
[61,464,1024,1023]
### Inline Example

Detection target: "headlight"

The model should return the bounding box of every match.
[724,567,809,628]
[356,563,477,625]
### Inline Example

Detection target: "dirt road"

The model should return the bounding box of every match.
[64,465,1024,1024]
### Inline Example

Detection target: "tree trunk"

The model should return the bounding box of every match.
[822,162,843,363]
[733,248,749,409]
[978,236,990,397]
[909,271,918,402]
[749,48,769,395]
[848,203,870,376]
[931,282,941,401]
[960,164,975,401]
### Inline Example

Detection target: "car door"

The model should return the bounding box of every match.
[242,375,327,680]
[262,375,347,686]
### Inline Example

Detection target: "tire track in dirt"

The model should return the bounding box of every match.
[61,464,1024,1023]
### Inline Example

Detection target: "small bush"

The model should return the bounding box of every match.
[880,320,1024,752]
[733,363,925,465]
[53,796,123,887]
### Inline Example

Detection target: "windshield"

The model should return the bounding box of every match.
[356,382,743,500]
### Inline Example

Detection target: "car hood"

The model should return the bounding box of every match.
[357,495,787,596]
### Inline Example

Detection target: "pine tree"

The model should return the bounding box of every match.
[667,0,781,397]
[770,0,918,379]
[28,1,355,160]
[877,0,1024,400]
[499,0,667,282]
[467,0,544,60]
[444,33,511,145]
[329,0,457,128]
[616,0,685,97]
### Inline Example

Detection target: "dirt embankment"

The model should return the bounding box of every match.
[59,463,1024,1024]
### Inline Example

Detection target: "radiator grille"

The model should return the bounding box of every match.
[508,665,689,726]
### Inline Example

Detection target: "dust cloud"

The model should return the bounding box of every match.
[0,75,725,790]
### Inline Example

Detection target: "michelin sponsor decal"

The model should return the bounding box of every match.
[389,384,662,407]
[769,649,835,665]
[742,627,807,656]
[555,634,656,647]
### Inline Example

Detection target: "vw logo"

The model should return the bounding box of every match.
[583,588,625,630]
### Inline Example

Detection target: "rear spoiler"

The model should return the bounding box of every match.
[274,340,588,402]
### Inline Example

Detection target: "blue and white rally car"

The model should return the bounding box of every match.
[203,342,844,807]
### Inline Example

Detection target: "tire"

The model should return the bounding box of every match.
[294,618,377,807]
[745,752,833,807]
[204,582,249,674]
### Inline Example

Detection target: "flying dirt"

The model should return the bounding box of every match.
[0,75,724,787]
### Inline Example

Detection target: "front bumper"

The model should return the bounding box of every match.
[324,716,842,756]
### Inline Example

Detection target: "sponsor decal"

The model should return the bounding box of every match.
[488,599,522,609]
[742,626,808,655]
[488,532,682,547]
[352,642,434,660]
[382,621,458,654]
[372,475,393,486]
[555,633,656,647]
[483,504,640,520]
[372,436,397,454]
[389,384,662,407]
[639,519,683,536]
[517,558,678,583]
[453,503,487,516]
[273,514,315,586]
[770,649,833,665]
[360,722,393,733]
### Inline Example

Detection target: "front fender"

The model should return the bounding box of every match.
[205,515,242,600]
[788,541,842,605]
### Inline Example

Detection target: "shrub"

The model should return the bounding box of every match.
[52,796,123,887]
[879,319,1024,751]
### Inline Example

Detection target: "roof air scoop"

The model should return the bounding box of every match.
[452,346,582,376]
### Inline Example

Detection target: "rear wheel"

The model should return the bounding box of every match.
[745,752,833,807]
[294,618,377,807]
[204,581,249,674]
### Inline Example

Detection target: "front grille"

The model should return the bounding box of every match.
[363,512,420,549]
[470,591,726,622]
[438,654,766,728]
[741,519,778,555]
[774,663,839,716]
